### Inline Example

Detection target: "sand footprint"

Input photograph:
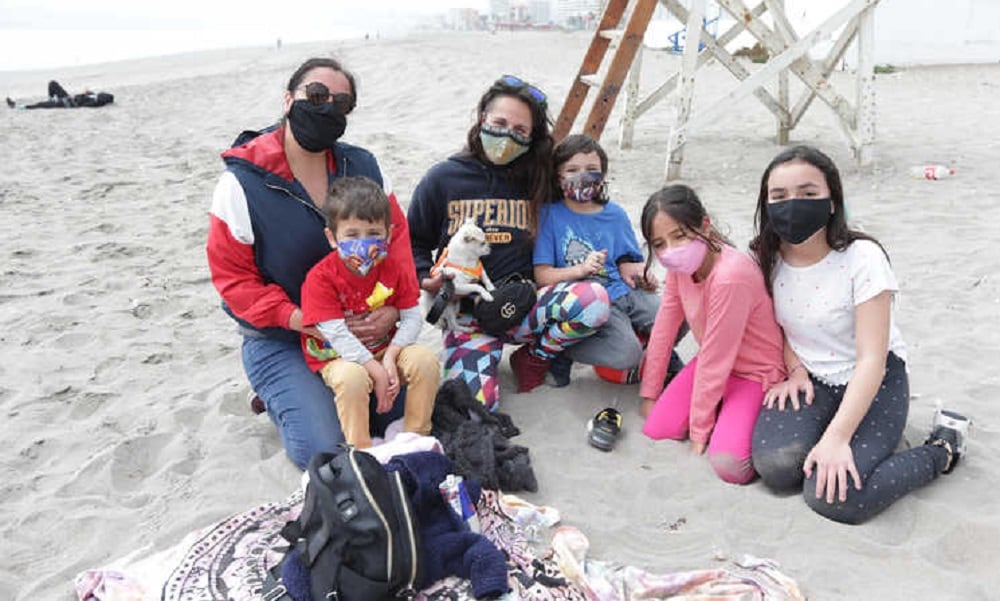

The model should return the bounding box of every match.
[923,521,1000,580]
[216,385,254,417]
[55,431,172,498]
[109,432,174,493]
[69,391,115,420]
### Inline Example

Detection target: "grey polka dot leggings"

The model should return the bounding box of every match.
[751,353,949,524]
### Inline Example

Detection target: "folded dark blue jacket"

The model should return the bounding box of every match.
[386,451,508,599]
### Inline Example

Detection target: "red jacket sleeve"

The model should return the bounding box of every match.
[205,171,297,329]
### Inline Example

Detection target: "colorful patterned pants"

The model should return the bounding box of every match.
[442,280,610,409]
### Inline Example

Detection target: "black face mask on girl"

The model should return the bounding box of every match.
[766,197,832,244]
[287,99,347,152]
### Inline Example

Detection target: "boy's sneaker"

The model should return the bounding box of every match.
[924,408,970,474]
[510,345,551,393]
[587,407,622,451]
[546,353,573,388]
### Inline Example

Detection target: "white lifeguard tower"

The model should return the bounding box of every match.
[553,0,882,180]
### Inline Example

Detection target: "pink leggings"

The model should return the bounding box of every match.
[642,357,763,484]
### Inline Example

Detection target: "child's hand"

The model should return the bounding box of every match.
[580,249,607,276]
[381,353,401,406]
[619,262,657,290]
[365,360,393,414]
[421,273,448,295]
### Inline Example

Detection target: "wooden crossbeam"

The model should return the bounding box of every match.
[664,0,789,122]
[552,0,631,141]
[716,0,875,130]
[763,0,798,43]
[789,14,860,129]
[667,0,873,154]
[632,0,766,120]
[561,0,880,179]
[580,0,660,140]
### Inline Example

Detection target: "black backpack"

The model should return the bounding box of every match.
[275,447,422,601]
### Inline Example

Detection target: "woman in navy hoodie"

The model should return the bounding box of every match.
[408,75,611,407]
[206,58,414,468]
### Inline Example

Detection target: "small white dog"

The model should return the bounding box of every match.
[428,218,494,333]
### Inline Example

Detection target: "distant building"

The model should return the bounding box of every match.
[529,1,552,24]
[490,0,554,25]
[553,0,605,26]
[447,8,482,30]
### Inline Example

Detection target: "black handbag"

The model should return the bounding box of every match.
[473,274,537,336]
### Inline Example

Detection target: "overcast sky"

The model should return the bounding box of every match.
[0,0,490,70]
[0,0,488,29]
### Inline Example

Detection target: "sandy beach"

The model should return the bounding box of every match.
[1,31,998,600]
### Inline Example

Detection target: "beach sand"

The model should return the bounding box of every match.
[1,31,998,600]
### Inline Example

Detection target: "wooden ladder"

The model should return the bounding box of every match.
[552,0,659,142]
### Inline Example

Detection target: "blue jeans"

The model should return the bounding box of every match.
[242,335,405,469]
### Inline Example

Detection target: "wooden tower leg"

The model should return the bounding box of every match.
[665,0,706,181]
[771,0,791,144]
[619,43,644,149]
[856,5,876,165]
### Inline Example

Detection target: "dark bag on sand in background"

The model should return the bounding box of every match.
[269,447,422,601]
[473,274,536,336]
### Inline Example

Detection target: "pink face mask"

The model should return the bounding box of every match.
[656,237,708,274]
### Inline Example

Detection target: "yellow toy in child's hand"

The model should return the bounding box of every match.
[366,282,395,310]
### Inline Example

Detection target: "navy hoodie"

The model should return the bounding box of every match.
[407,154,536,284]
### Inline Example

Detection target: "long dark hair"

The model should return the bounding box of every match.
[465,76,554,237]
[640,184,732,279]
[749,145,886,295]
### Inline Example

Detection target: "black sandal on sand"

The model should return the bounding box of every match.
[587,407,622,451]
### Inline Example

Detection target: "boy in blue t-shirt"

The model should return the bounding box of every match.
[534,135,668,386]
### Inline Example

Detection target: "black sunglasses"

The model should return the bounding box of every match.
[300,81,354,114]
[497,74,547,107]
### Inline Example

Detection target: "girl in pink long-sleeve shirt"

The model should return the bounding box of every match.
[639,185,785,484]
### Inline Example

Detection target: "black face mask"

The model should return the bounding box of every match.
[287,99,347,152]
[766,197,832,244]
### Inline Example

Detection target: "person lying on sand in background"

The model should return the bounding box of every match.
[299,176,439,449]
[750,145,970,523]
[532,133,679,388]
[407,74,610,406]
[206,57,415,469]
[6,79,113,109]
[638,184,786,484]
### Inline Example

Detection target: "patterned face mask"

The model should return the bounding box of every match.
[337,236,388,276]
[479,125,531,165]
[560,171,607,204]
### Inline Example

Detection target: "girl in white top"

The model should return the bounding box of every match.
[749,145,968,524]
